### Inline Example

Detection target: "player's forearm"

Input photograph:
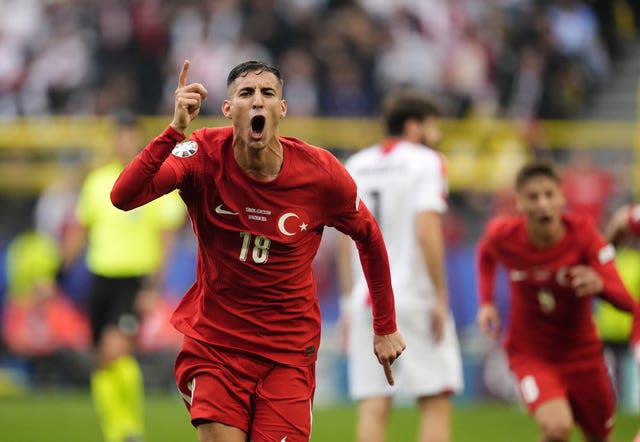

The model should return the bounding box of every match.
[417,212,448,304]
[477,240,498,305]
[599,274,636,312]
[426,257,448,306]
[111,126,183,210]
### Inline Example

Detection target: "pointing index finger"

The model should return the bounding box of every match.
[178,60,190,88]
[383,360,394,386]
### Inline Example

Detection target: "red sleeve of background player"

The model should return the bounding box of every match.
[627,204,640,237]
[325,155,396,335]
[583,221,636,312]
[476,221,500,306]
[111,125,186,210]
[632,303,640,347]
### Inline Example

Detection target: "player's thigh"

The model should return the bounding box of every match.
[399,308,463,396]
[567,364,616,439]
[89,274,142,344]
[174,337,257,434]
[348,309,394,399]
[251,363,315,442]
[88,274,113,345]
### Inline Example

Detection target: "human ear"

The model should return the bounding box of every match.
[221,100,232,119]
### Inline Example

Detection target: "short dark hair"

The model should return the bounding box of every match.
[382,92,440,136]
[515,160,560,191]
[227,61,284,88]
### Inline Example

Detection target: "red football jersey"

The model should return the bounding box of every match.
[626,204,640,347]
[477,213,635,368]
[111,126,396,366]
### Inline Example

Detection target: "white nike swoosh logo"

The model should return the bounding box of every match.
[215,204,239,216]
[280,438,287,442]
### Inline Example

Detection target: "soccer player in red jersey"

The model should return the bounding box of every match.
[110,59,406,442]
[604,203,640,442]
[476,161,637,442]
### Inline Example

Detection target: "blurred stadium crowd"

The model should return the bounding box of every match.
[1,0,640,409]
[0,0,637,119]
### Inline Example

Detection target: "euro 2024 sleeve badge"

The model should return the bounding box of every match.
[172,140,198,158]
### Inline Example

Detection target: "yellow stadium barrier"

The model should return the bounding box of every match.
[0,116,637,194]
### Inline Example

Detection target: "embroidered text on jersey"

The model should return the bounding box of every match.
[172,140,198,158]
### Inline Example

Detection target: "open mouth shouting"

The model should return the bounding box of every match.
[250,115,266,140]
[538,214,553,225]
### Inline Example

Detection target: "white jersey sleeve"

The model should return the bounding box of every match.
[413,148,447,214]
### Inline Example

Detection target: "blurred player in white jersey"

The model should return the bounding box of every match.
[338,92,463,442]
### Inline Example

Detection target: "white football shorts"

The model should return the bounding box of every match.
[348,306,464,400]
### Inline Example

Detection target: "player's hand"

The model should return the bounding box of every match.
[477,303,501,340]
[430,300,447,343]
[373,331,406,386]
[171,60,208,133]
[569,265,603,297]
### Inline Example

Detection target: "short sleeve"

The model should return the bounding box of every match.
[414,150,447,214]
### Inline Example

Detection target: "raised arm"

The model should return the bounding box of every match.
[111,61,208,210]
[170,60,208,134]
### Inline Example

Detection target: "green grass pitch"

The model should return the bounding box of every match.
[0,391,637,441]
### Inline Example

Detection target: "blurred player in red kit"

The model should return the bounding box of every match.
[604,203,640,442]
[476,161,637,442]
[110,59,406,442]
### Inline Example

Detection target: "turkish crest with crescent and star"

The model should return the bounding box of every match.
[275,209,311,240]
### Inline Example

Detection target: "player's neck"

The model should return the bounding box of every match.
[528,222,565,248]
[233,139,283,182]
